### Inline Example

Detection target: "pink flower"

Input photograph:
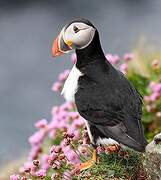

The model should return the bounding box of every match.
[36,169,46,178]
[148,82,161,95]
[148,81,156,90]
[28,145,41,160]
[69,112,80,119]
[35,119,47,129]
[123,53,134,62]
[71,53,77,63]
[40,155,49,170]
[66,151,80,164]
[49,152,57,161]
[73,117,85,127]
[50,145,62,154]
[58,69,70,81]
[97,146,105,154]
[153,83,161,93]
[49,129,56,139]
[10,174,20,180]
[105,54,120,65]
[67,126,77,135]
[59,120,68,129]
[29,130,46,146]
[58,110,68,120]
[47,118,59,130]
[51,173,59,180]
[20,177,27,180]
[41,154,49,164]
[52,82,62,92]
[149,92,160,102]
[73,130,80,140]
[41,163,50,171]
[51,106,59,116]
[83,138,90,145]
[119,63,128,75]
[60,102,73,111]
[54,160,62,169]
[19,161,37,175]
[63,147,80,164]
[78,145,90,156]
[63,170,72,180]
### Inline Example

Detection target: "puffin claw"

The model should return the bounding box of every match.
[78,148,97,171]
[78,159,96,171]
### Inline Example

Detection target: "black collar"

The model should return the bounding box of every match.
[76,30,106,69]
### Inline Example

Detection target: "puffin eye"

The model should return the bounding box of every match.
[73,25,80,33]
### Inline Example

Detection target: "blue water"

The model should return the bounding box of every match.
[0,0,161,166]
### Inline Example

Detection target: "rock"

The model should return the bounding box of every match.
[144,133,161,180]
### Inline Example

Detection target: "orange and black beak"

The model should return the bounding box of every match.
[52,29,73,57]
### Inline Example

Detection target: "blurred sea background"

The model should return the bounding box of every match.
[1,0,161,166]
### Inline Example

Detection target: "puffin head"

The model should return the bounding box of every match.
[52,19,96,57]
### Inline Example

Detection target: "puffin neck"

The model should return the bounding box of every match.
[75,30,106,68]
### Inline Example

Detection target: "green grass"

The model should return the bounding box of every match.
[77,150,143,180]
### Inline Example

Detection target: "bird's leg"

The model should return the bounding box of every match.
[105,144,121,153]
[79,145,97,171]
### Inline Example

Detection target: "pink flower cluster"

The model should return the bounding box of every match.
[144,82,161,103]
[105,54,120,64]
[144,82,161,118]
[10,174,20,180]
[10,101,86,179]
[52,69,70,92]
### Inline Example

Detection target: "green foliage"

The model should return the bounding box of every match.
[127,53,161,141]
[128,73,149,96]
[77,150,142,180]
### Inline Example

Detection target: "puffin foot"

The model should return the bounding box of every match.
[79,149,97,171]
[105,144,121,153]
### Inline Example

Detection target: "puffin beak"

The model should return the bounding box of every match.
[52,35,63,57]
[52,30,73,57]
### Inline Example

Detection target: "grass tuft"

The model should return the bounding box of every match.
[76,149,144,180]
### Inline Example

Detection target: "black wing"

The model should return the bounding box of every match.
[75,64,147,152]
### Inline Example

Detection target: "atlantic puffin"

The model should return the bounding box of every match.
[52,19,147,170]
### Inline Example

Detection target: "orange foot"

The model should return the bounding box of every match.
[79,149,97,171]
[105,144,121,153]
[79,159,95,171]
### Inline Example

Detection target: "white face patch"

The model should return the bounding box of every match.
[64,22,95,49]
[61,64,83,102]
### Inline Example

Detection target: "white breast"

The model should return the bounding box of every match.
[85,120,119,146]
[96,137,119,146]
[61,64,83,102]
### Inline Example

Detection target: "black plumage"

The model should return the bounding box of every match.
[75,26,147,152]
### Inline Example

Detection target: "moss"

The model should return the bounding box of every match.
[77,150,143,179]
